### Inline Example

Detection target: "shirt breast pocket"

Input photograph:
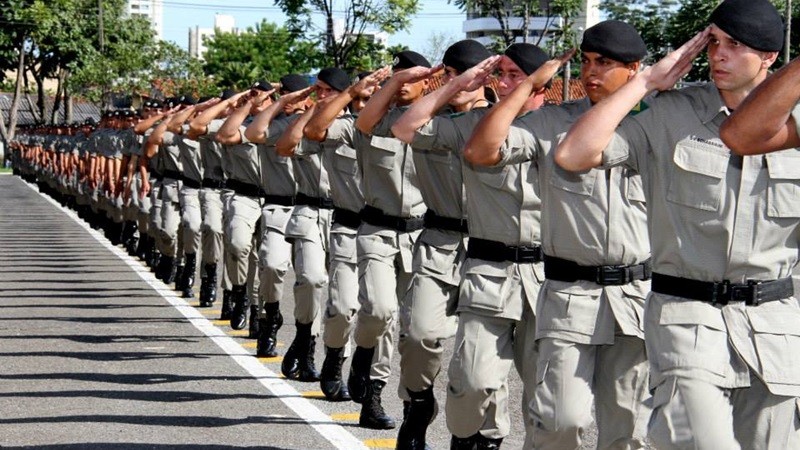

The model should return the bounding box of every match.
[765,151,800,218]
[549,164,597,197]
[667,139,729,212]
[370,135,398,170]
[625,169,646,204]
[473,165,510,190]
[334,145,359,175]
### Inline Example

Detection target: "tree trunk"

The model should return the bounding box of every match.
[562,60,571,102]
[34,73,45,125]
[51,68,65,125]
[65,86,73,123]
[7,41,27,141]
[522,4,530,44]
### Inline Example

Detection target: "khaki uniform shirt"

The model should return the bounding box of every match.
[176,126,203,183]
[603,83,800,395]
[224,119,260,187]
[413,107,542,319]
[500,99,650,344]
[253,114,297,197]
[322,115,366,214]
[159,131,184,174]
[201,119,226,182]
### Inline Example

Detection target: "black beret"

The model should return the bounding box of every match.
[443,40,493,74]
[198,96,213,103]
[251,80,273,92]
[84,118,97,126]
[392,51,431,70]
[504,43,550,75]
[179,95,197,105]
[280,74,310,93]
[121,110,134,117]
[112,110,121,117]
[580,20,647,63]
[144,98,163,109]
[317,67,350,92]
[710,0,784,52]
[220,89,236,100]
[165,97,180,108]
[357,71,371,80]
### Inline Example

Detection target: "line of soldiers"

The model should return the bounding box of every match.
[8,0,800,448]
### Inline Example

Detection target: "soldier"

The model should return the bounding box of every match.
[302,69,395,404]
[358,39,492,449]
[392,44,559,449]
[270,68,356,383]
[240,77,312,352]
[215,83,277,330]
[465,21,652,450]
[556,1,800,448]
[187,90,242,313]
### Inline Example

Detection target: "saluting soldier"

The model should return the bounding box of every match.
[393,43,559,449]
[466,21,653,449]
[215,83,276,330]
[556,1,800,448]
[302,69,394,403]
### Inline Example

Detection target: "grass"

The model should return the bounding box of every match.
[0,167,11,174]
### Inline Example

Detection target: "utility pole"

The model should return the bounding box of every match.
[786,0,792,65]
[98,0,104,53]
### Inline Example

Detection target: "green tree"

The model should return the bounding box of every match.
[202,20,316,89]
[664,0,716,82]
[274,0,421,68]
[448,0,540,49]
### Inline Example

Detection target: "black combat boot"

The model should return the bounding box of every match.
[281,322,320,381]
[450,435,475,450]
[248,305,260,338]
[256,302,283,357]
[135,234,149,261]
[174,263,186,291]
[347,346,374,403]
[156,255,174,283]
[122,221,138,255]
[396,387,435,450]
[229,284,248,330]
[219,289,233,320]
[475,434,502,449]
[180,253,196,298]
[359,379,395,430]
[320,346,350,401]
[199,263,218,307]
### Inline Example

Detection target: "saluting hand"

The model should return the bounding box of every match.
[526,48,577,90]
[350,66,392,95]
[454,55,502,92]
[642,27,710,92]
[392,64,443,85]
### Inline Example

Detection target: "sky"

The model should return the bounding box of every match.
[160,0,466,56]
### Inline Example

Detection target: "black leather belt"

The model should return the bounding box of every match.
[226,179,295,206]
[149,170,162,182]
[202,177,226,189]
[467,238,543,263]
[332,207,361,229]
[296,193,334,209]
[360,205,424,232]
[652,272,794,306]
[180,176,202,189]
[544,255,652,286]
[163,169,182,180]
[424,209,468,233]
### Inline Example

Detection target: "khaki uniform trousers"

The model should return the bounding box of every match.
[131,174,151,236]
[200,187,224,265]
[324,223,394,382]
[446,258,541,442]
[225,193,261,302]
[353,223,419,349]
[398,229,462,398]
[148,178,163,246]
[285,205,331,335]
[646,293,800,450]
[255,204,293,318]
[159,178,182,258]
[178,186,202,255]
[532,336,649,450]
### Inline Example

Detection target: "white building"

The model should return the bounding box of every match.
[189,15,237,60]
[126,0,164,40]
[463,0,600,47]
[333,18,389,47]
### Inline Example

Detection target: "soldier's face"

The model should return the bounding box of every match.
[580,51,638,104]
[350,85,377,113]
[315,80,336,101]
[707,25,776,96]
[396,78,427,105]
[496,56,528,99]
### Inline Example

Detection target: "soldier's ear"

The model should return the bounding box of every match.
[760,51,778,70]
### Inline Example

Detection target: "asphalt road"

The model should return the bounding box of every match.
[0,173,535,450]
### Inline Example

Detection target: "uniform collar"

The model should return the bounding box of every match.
[695,83,730,124]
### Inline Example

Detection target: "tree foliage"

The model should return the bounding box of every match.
[274,0,421,68]
[202,20,316,89]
